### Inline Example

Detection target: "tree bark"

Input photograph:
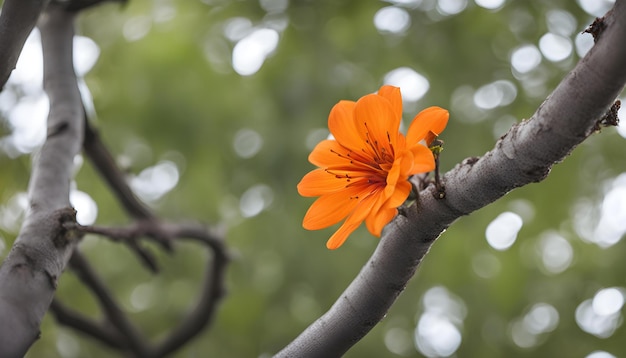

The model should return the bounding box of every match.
[0,5,83,357]
[276,1,626,357]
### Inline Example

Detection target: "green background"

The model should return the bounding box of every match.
[1,0,625,357]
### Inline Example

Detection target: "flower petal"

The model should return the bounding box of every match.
[353,94,400,159]
[297,168,347,197]
[326,192,378,249]
[377,85,402,122]
[302,182,371,230]
[408,144,436,175]
[328,100,364,152]
[365,206,397,237]
[406,106,449,145]
[365,179,411,236]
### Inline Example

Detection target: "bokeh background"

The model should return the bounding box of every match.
[1,0,626,357]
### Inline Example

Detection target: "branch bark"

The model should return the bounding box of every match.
[276,2,626,357]
[0,5,83,357]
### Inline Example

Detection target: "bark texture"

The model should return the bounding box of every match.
[0,5,83,357]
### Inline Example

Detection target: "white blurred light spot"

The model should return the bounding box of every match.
[485,211,523,250]
[123,16,152,42]
[70,190,98,226]
[577,0,615,17]
[524,303,559,334]
[374,6,411,34]
[131,160,180,202]
[233,128,263,158]
[130,283,156,311]
[575,32,595,58]
[415,286,466,357]
[474,0,504,10]
[437,0,467,15]
[511,302,559,348]
[73,36,100,76]
[384,327,412,355]
[587,351,617,358]
[538,232,573,274]
[416,313,462,357]
[511,44,542,74]
[0,193,28,234]
[223,17,253,42]
[8,29,43,95]
[232,28,279,76]
[576,297,623,338]
[546,10,577,37]
[539,33,573,62]
[593,288,625,316]
[473,80,517,109]
[260,0,289,13]
[384,67,430,103]
[240,184,274,218]
[4,94,49,156]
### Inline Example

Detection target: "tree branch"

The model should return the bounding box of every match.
[50,221,229,357]
[0,4,84,356]
[276,1,626,356]
[0,0,48,91]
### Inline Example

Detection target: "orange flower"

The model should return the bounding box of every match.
[297,85,449,249]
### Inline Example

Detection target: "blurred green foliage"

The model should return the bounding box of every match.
[1,0,626,357]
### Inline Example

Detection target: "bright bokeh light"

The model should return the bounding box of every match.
[577,0,615,17]
[239,184,274,217]
[374,6,411,34]
[232,28,279,76]
[73,36,100,76]
[510,302,559,348]
[587,351,618,358]
[437,0,467,16]
[574,173,626,248]
[233,128,263,158]
[539,33,573,62]
[593,288,625,316]
[575,32,595,58]
[576,289,624,338]
[70,189,98,226]
[474,0,504,10]
[485,212,523,250]
[510,44,542,74]
[3,94,49,156]
[130,160,180,202]
[537,232,573,274]
[524,303,560,334]
[473,80,517,109]
[384,67,430,104]
[260,0,289,13]
[415,286,466,357]
[545,10,577,37]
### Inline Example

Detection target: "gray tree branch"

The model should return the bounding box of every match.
[276,1,626,357]
[0,5,83,357]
